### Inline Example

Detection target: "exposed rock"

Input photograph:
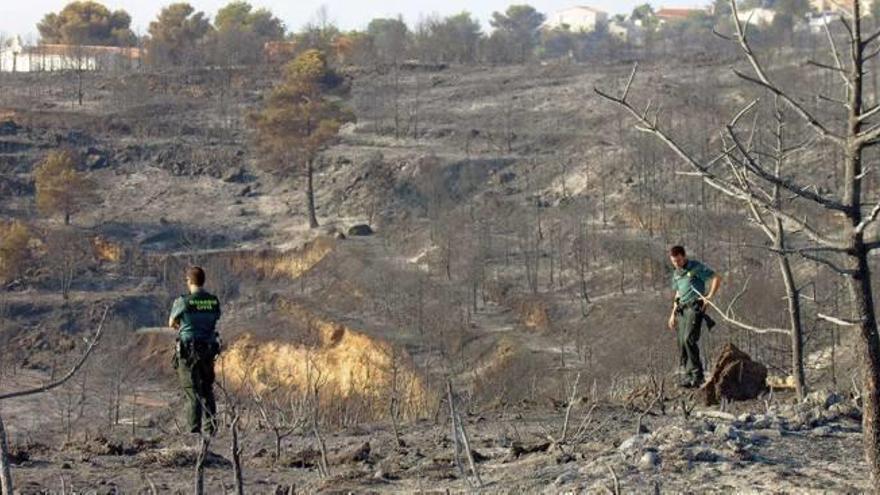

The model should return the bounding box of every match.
[555,452,575,464]
[505,441,550,461]
[497,171,516,184]
[751,414,772,429]
[222,166,247,183]
[554,469,578,486]
[689,449,722,463]
[806,389,844,409]
[811,426,834,437]
[618,434,645,454]
[639,451,659,469]
[62,130,94,146]
[348,224,374,236]
[0,119,20,135]
[0,176,34,197]
[85,150,109,170]
[470,449,490,463]
[138,447,231,468]
[7,445,30,465]
[334,442,371,464]
[829,402,862,421]
[280,447,321,468]
[701,343,767,405]
[432,449,488,465]
[714,424,739,441]
[273,485,294,495]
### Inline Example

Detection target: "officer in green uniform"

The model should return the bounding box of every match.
[169,266,222,434]
[667,246,721,388]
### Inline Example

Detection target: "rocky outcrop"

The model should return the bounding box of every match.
[702,343,767,405]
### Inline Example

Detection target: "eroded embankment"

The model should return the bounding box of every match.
[210,237,432,421]
[218,307,429,421]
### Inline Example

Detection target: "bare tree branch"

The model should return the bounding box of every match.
[0,306,109,401]
[818,313,861,327]
[726,0,846,147]
[862,28,880,48]
[822,17,853,89]
[806,59,848,74]
[859,104,880,122]
[594,77,848,250]
[726,123,849,211]
[856,202,880,234]
[702,297,791,336]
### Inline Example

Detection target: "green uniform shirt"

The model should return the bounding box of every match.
[671,259,716,304]
[169,288,221,342]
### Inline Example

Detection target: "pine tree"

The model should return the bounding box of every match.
[0,221,32,284]
[251,50,354,228]
[34,150,99,225]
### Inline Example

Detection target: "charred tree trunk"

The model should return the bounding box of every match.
[847,242,880,487]
[0,413,12,495]
[774,222,805,399]
[231,415,244,495]
[843,7,880,487]
[273,431,282,462]
[306,159,319,229]
[194,436,209,495]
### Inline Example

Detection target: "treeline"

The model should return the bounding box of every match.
[24,0,792,69]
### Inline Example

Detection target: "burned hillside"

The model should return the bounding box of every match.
[0,19,875,492]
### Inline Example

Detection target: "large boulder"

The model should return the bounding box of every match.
[702,343,767,405]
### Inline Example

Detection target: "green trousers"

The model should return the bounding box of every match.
[677,303,704,384]
[176,342,217,434]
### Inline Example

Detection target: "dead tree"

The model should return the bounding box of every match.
[729,98,808,399]
[0,306,109,495]
[194,435,210,495]
[0,416,11,495]
[596,1,880,487]
[445,379,482,488]
[251,385,306,462]
[558,372,581,444]
[305,356,330,478]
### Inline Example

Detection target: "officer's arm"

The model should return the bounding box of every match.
[168,297,184,329]
[706,274,722,300]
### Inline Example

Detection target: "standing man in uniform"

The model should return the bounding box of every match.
[667,246,721,388]
[169,266,222,434]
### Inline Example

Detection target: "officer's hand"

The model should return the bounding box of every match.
[667,313,676,331]
[699,296,710,312]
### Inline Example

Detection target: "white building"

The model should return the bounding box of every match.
[807,11,844,32]
[543,6,609,32]
[0,36,142,73]
[607,20,645,45]
[810,0,876,14]
[737,8,777,26]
